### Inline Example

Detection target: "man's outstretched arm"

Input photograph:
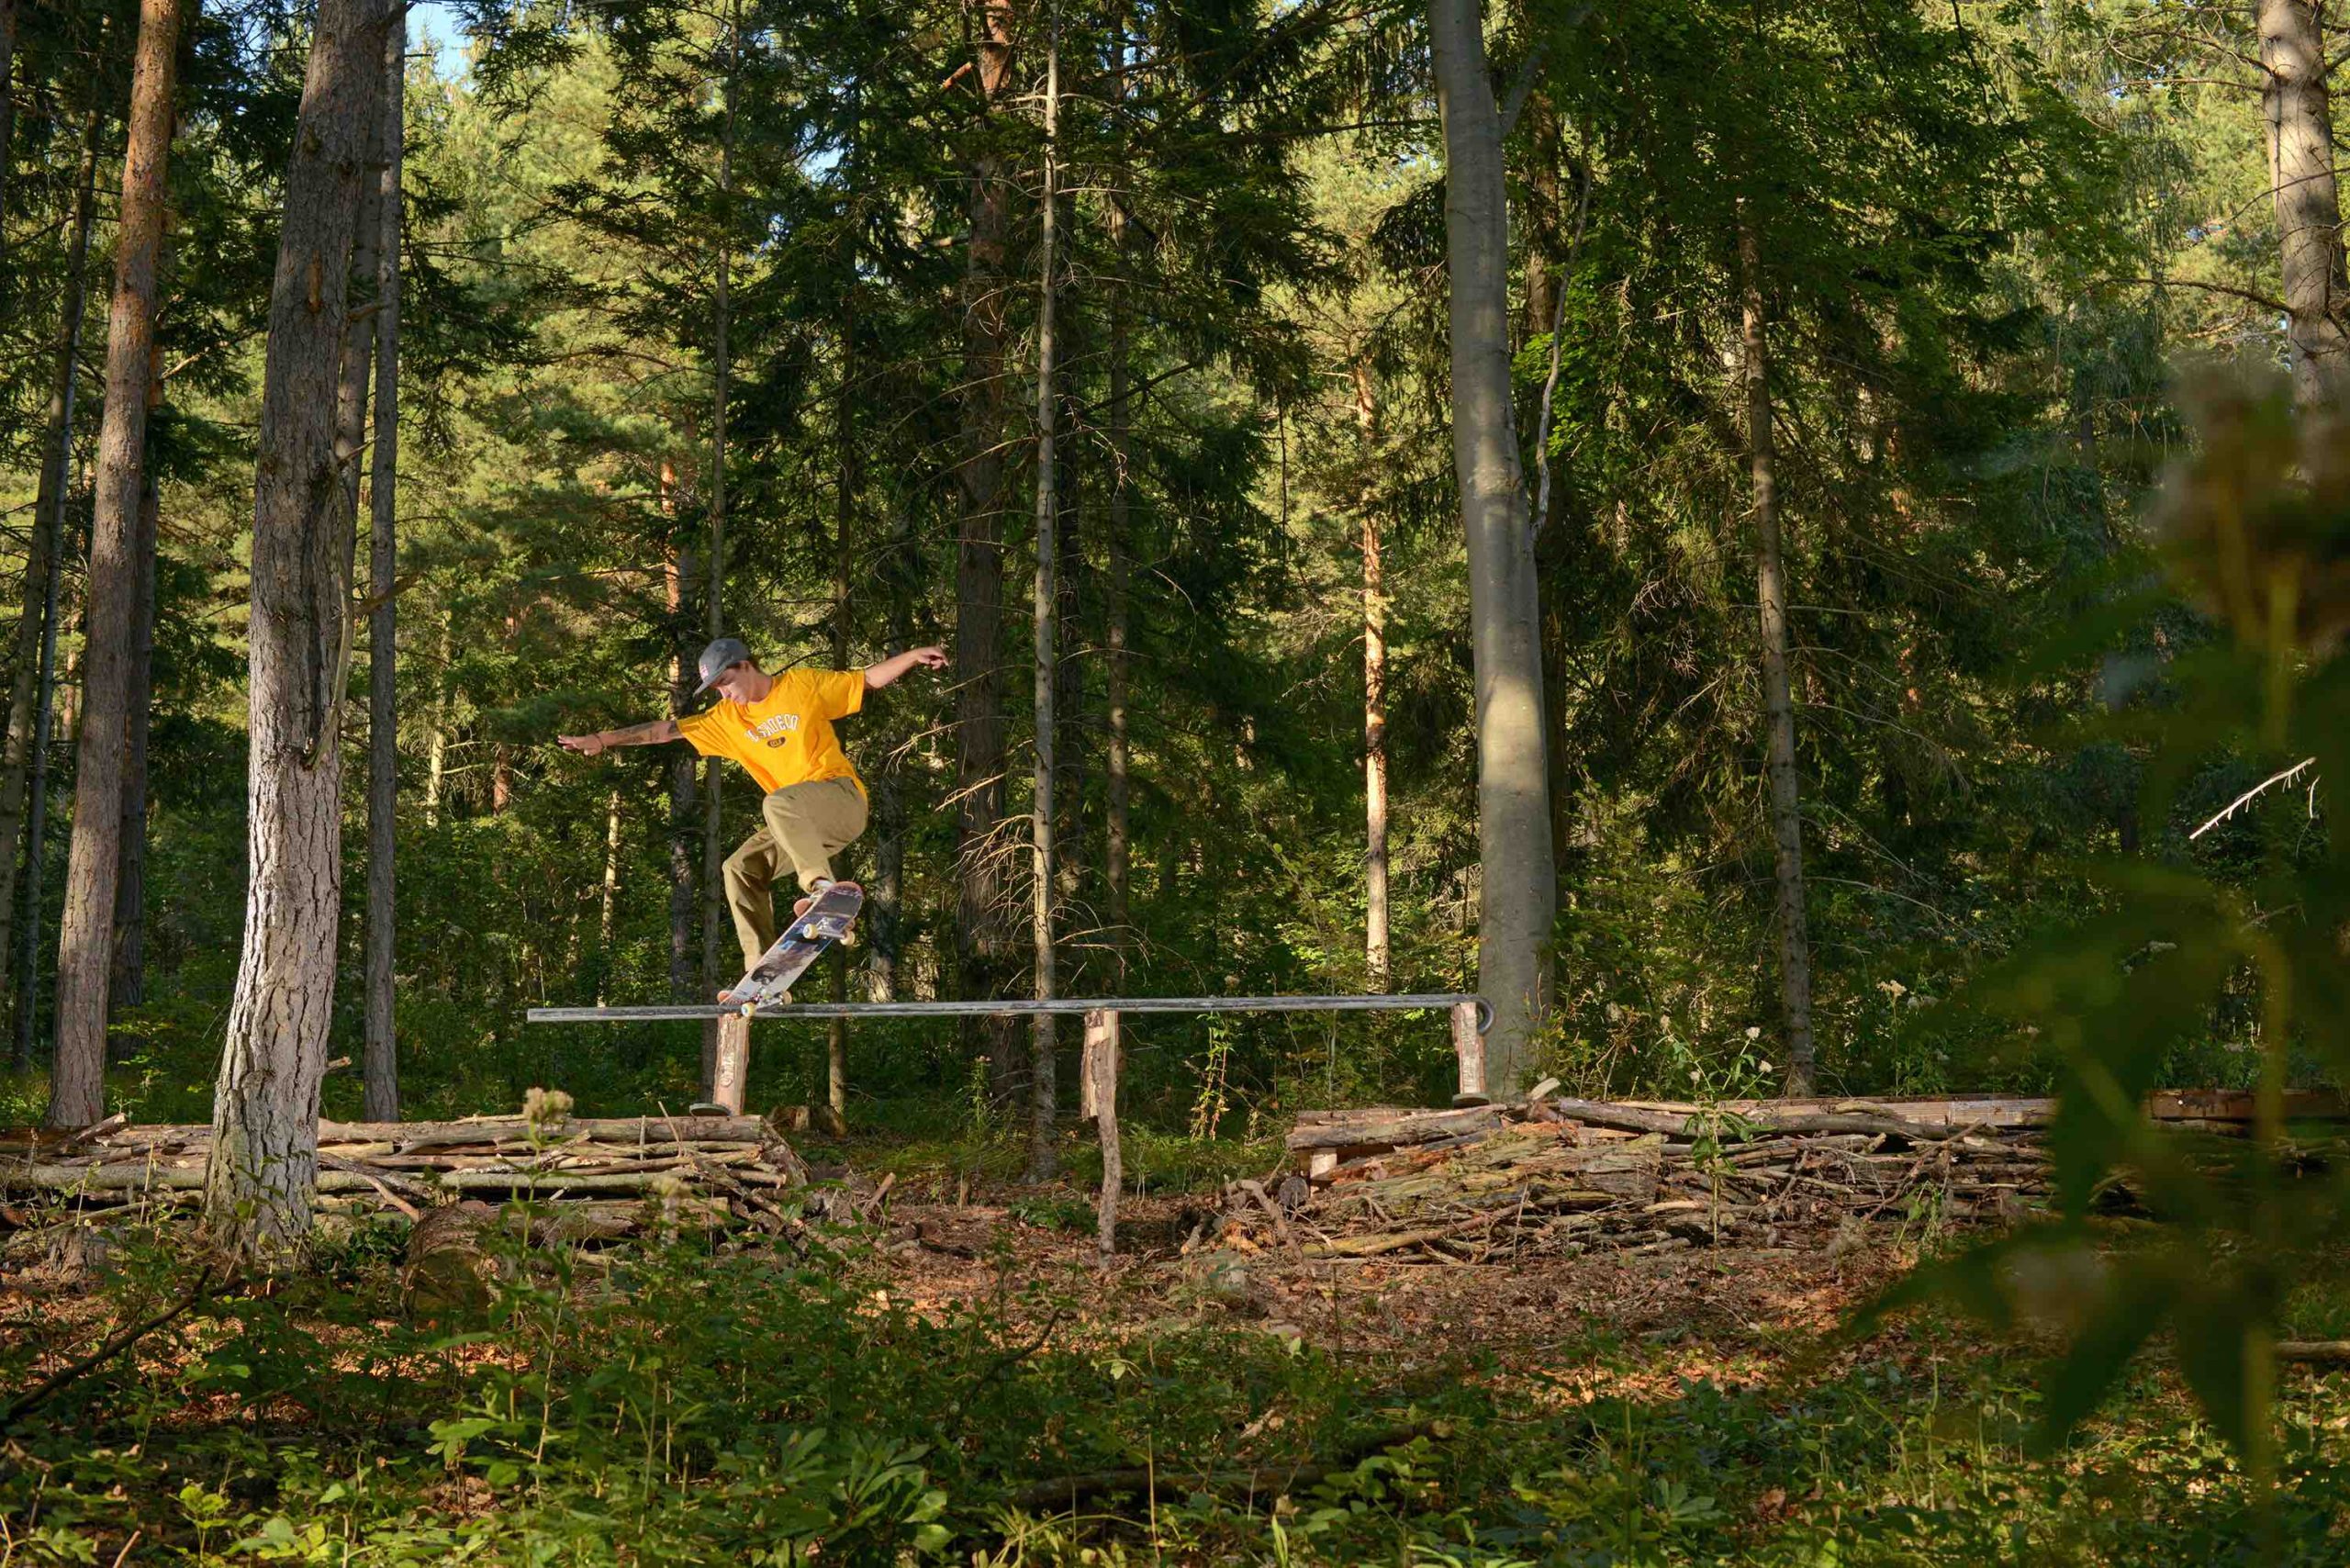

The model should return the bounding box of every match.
[558,719,682,757]
[863,646,949,689]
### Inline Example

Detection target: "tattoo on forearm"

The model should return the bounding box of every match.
[606,720,676,746]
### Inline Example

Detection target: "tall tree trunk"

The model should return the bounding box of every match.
[0,0,17,293]
[826,277,856,1121]
[109,464,159,1021]
[14,507,69,1069]
[55,0,183,1124]
[597,786,621,1005]
[699,5,739,1094]
[1055,393,1085,918]
[205,0,397,1260]
[1355,361,1390,991]
[422,613,448,824]
[956,0,1020,1084]
[0,109,101,1056]
[1739,218,1816,1094]
[1428,0,1555,1092]
[2259,0,2350,407]
[1025,15,1062,1182]
[1520,91,1562,352]
[870,509,914,1002]
[664,472,697,1002]
[1104,209,1134,983]
[363,22,404,1122]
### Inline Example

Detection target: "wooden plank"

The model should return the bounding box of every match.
[2145,1089,2350,1122]
[1286,1105,1502,1151]
[1451,1002,1487,1104]
[711,1014,752,1116]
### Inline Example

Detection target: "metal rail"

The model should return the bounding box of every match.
[529,992,1492,1033]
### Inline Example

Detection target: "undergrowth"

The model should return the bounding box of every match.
[7,1209,2350,1565]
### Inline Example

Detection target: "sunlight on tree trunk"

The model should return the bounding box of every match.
[1428,0,1556,1092]
[58,0,181,1115]
[2257,0,2350,407]
[206,0,397,1260]
[1355,360,1390,991]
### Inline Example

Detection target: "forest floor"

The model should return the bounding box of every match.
[6,1137,2350,1564]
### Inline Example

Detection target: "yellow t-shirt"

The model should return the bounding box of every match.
[677,667,866,796]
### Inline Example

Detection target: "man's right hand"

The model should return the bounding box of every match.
[558,733,609,757]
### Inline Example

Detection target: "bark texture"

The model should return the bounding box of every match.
[55,0,185,1127]
[0,111,100,1058]
[955,0,1021,1081]
[1428,0,1556,1090]
[1739,220,1816,1093]
[2258,0,2350,407]
[1026,21,1062,1182]
[206,0,397,1259]
[364,23,404,1121]
[1355,361,1390,991]
[1104,234,1133,977]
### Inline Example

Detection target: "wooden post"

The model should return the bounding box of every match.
[712,1013,751,1114]
[1082,1008,1120,1257]
[1451,1000,1487,1105]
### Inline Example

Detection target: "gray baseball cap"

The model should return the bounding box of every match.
[693,636,755,695]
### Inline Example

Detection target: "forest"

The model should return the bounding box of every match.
[9,0,2350,1559]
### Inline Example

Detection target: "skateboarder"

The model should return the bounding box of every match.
[557,637,946,989]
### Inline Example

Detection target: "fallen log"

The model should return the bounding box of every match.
[0,1098,811,1247]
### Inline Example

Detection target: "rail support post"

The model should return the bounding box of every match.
[1451,1000,1487,1105]
[712,1014,751,1115]
[1081,1008,1121,1257]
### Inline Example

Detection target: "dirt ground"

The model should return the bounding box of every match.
[872,1195,1913,1382]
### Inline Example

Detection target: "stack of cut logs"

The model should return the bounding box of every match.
[1247,1090,2350,1261]
[1,1101,812,1249]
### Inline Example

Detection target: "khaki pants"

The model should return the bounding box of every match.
[722,776,868,969]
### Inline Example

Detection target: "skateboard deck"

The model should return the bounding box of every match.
[719,881,863,1015]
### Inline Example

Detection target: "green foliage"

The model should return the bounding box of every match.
[17,1227,2350,1562]
[1877,367,2350,1477]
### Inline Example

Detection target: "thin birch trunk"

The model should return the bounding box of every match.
[0,110,100,1051]
[597,787,620,1005]
[1026,16,1062,1182]
[2258,0,2350,407]
[1427,0,1555,1090]
[206,0,397,1259]
[1355,361,1390,991]
[422,614,448,824]
[362,22,403,1122]
[1739,218,1816,1094]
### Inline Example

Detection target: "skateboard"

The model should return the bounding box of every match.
[718,880,864,1016]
